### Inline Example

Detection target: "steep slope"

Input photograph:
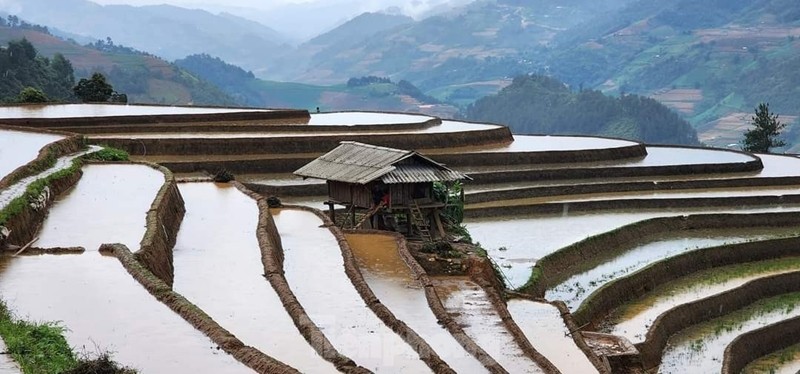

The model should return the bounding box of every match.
[465,74,699,145]
[0,22,237,106]
[0,0,290,74]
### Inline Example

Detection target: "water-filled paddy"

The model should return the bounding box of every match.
[547,227,800,310]
[743,343,800,374]
[35,164,163,250]
[346,233,488,373]
[0,104,268,119]
[659,292,800,374]
[466,206,800,289]
[173,183,334,373]
[308,112,433,125]
[507,299,597,373]
[424,134,638,154]
[433,276,545,373]
[0,129,64,179]
[0,253,250,373]
[272,209,430,372]
[609,256,800,343]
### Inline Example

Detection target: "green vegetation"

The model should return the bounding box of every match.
[84,147,130,162]
[743,343,800,374]
[73,73,117,103]
[465,74,699,145]
[0,157,82,226]
[742,103,787,153]
[0,38,74,102]
[0,300,136,373]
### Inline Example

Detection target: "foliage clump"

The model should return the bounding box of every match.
[742,102,787,153]
[213,168,235,183]
[433,181,472,242]
[84,147,130,162]
[17,87,48,103]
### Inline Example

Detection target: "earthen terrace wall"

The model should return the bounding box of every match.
[0,125,84,190]
[572,235,800,327]
[635,271,800,370]
[521,212,800,297]
[722,315,800,374]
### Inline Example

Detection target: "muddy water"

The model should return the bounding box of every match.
[507,299,597,374]
[272,209,431,372]
[35,164,162,250]
[610,256,800,343]
[0,104,268,119]
[466,206,800,289]
[744,343,800,374]
[547,227,800,310]
[0,253,250,373]
[173,183,334,373]
[0,129,63,179]
[346,233,488,373]
[308,112,433,125]
[432,276,545,373]
[659,292,800,374]
[0,148,97,210]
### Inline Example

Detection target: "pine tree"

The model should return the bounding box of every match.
[742,103,786,153]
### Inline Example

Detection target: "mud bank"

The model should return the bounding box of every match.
[0,160,82,248]
[104,243,298,373]
[722,315,800,374]
[428,141,646,167]
[636,271,800,369]
[129,163,185,287]
[573,235,800,327]
[467,154,762,185]
[465,175,800,205]
[69,116,440,135]
[2,104,308,128]
[522,212,800,297]
[0,126,82,190]
[94,126,512,156]
[465,193,800,218]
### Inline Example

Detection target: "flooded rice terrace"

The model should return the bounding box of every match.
[0,103,269,118]
[0,129,63,178]
[173,183,335,373]
[273,208,431,372]
[346,233,487,373]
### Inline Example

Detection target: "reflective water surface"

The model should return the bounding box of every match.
[272,209,430,372]
[0,129,64,179]
[347,233,488,373]
[173,183,334,373]
[507,299,597,374]
[36,164,163,250]
[432,276,544,373]
[0,253,250,373]
[308,112,433,125]
[0,104,268,119]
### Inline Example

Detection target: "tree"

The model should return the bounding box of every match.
[742,103,786,153]
[17,87,48,103]
[73,73,114,102]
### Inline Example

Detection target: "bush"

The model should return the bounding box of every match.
[213,169,235,183]
[64,352,137,374]
[85,147,130,162]
[18,87,48,103]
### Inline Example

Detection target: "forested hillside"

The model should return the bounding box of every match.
[0,18,236,106]
[0,38,74,102]
[465,75,699,145]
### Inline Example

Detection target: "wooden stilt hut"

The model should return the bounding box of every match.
[294,141,470,241]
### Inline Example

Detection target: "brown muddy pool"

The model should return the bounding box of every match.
[507,299,597,373]
[173,183,334,373]
[35,164,163,250]
[0,129,64,179]
[272,208,431,372]
[432,276,544,373]
[346,233,488,373]
[0,253,250,373]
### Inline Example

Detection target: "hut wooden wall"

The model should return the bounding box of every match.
[328,181,371,208]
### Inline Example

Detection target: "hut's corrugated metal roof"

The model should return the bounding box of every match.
[294,141,469,185]
[381,164,467,184]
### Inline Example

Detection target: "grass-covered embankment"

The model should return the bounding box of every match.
[0,300,135,374]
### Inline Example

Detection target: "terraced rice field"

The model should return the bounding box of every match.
[2,103,799,373]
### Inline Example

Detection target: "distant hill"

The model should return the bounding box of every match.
[0,20,237,106]
[465,74,699,145]
[0,0,290,75]
[174,54,457,116]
